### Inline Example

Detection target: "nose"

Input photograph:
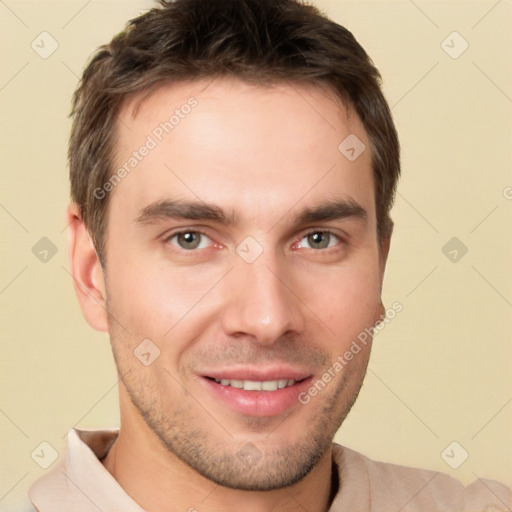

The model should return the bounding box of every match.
[220,251,307,345]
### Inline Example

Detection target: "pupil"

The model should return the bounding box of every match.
[180,232,199,249]
[308,232,328,249]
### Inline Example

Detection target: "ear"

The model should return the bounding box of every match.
[378,234,391,285]
[67,203,109,332]
[375,234,392,324]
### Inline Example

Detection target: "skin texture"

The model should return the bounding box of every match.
[68,77,389,512]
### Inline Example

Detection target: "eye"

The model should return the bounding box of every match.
[296,231,341,250]
[167,231,213,250]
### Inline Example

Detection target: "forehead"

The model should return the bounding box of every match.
[110,78,374,227]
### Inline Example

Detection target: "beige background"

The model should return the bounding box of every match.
[1,0,510,510]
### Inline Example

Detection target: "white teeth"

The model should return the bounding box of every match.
[243,380,262,391]
[213,378,296,391]
[261,380,278,391]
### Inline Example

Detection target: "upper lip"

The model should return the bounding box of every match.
[200,366,312,382]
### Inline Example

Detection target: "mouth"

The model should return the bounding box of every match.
[199,369,313,417]
[206,377,301,391]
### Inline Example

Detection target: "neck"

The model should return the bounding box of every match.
[102,395,335,512]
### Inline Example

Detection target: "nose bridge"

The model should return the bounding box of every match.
[220,245,306,344]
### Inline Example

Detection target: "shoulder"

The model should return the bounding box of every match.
[331,443,511,512]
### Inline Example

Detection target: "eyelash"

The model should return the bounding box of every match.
[164,229,344,253]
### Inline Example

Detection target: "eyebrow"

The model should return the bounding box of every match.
[134,197,367,228]
[295,199,367,225]
[135,200,237,226]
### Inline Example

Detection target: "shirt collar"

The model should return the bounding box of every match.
[29,428,352,511]
[29,428,145,512]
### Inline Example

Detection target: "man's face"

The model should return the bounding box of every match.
[103,78,386,490]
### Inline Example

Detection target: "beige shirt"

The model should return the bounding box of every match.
[28,429,511,511]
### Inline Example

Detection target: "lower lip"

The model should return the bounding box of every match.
[200,377,312,417]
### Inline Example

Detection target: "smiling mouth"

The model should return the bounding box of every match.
[205,377,307,391]
[201,373,313,416]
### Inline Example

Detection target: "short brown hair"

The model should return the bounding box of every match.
[69,0,400,265]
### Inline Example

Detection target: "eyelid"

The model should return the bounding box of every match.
[162,225,212,240]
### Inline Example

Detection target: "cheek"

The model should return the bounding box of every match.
[105,257,224,340]
[304,262,382,347]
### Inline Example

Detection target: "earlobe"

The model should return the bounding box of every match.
[376,300,386,325]
[375,235,391,325]
[67,203,109,332]
[379,235,391,281]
